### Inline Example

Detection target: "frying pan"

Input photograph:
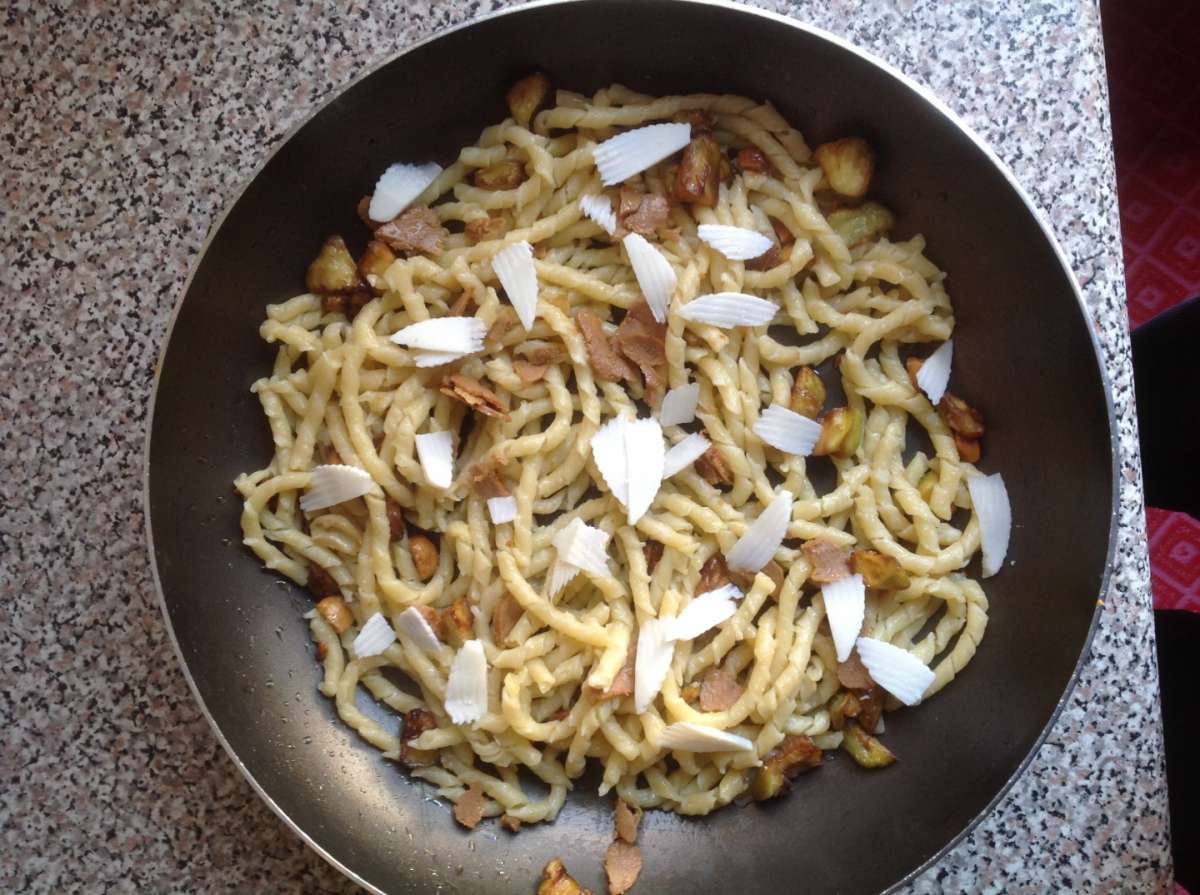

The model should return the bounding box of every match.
[146,1,1118,892]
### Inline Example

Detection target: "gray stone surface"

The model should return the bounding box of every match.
[0,0,1172,892]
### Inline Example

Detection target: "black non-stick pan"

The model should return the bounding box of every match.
[146,2,1118,892]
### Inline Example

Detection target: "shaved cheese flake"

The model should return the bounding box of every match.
[352,612,395,658]
[594,122,691,186]
[663,583,741,642]
[726,490,793,572]
[552,517,611,577]
[634,618,674,713]
[487,495,518,524]
[677,293,778,328]
[696,224,774,261]
[659,382,700,426]
[445,640,488,725]
[492,240,539,330]
[591,415,630,504]
[753,404,823,456]
[368,161,442,222]
[300,464,374,512]
[390,317,486,355]
[658,722,754,753]
[662,432,711,478]
[915,340,954,404]
[397,606,441,653]
[967,472,1011,577]
[822,574,865,662]
[547,558,579,597]
[580,194,617,235]
[855,636,935,706]
[623,417,665,524]
[414,430,454,490]
[623,233,676,323]
[412,349,473,368]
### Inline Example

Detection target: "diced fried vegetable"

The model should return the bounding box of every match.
[473,159,526,190]
[357,239,396,287]
[938,393,985,438]
[506,72,552,127]
[790,366,826,419]
[743,244,782,271]
[385,498,406,540]
[490,593,522,645]
[813,406,865,459]
[442,596,473,640]
[813,137,875,199]
[955,434,981,463]
[828,689,862,730]
[307,562,339,598]
[315,596,353,634]
[851,549,910,590]
[409,534,439,580]
[538,859,593,895]
[376,204,448,255]
[735,146,771,174]
[643,540,664,573]
[751,734,822,801]
[697,552,730,594]
[855,686,884,735]
[802,538,851,584]
[399,707,437,767]
[306,235,361,295]
[673,133,722,207]
[464,213,509,244]
[694,445,732,485]
[842,720,896,768]
[828,201,894,247]
[698,667,744,711]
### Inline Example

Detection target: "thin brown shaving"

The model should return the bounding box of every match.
[441,374,510,419]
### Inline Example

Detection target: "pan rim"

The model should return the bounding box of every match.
[142,1,1121,892]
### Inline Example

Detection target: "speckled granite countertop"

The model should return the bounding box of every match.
[0,0,1173,891]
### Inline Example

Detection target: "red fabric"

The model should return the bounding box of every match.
[1104,0,1200,614]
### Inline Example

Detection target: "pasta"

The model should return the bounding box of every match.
[234,81,996,830]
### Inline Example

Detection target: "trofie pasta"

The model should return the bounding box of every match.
[234,79,1006,840]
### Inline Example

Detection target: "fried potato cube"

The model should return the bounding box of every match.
[813,406,865,459]
[851,549,911,590]
[506,72,552,127]
[814,137,875,199]
[473,159,526,190]
[790,366,827,419]
[305,235,361,295]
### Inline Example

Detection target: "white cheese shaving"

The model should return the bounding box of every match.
[663,583,742,642]
[368,161,442,222]
[634,618,674,714]
[677,292,778,328]
[444,640,488,725]
[352,612,395,658]
[591,415,630,504]
[492,240,539,330]
[389,317,486,356]
[622,417,665,524]
[547,557,579,597]
[580,194,617,235]
[411,349,472,368]
[299,464,374,512]
[659,382,700,426]
[967,472,1012,577]
[696,224,775,261]
[915,340,954,405]
[552,517,611,577]
[726,489,793,572]
[487,495,518,524]
[855,636,935,706]
[752,404,823,456]
[658,722,754,753]
[662,432,711,478]
[396,606,441,653]
[414,430,454,490]
[593,122,691,186]
[622,233,676,323]
[822,574,865,662]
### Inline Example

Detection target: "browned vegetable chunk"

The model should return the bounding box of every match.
[751,734,822,801]
[306,235,362,295]
[842,720,896,768]
[577,310,637,383]
[828,201,894,248]
[409,534,439,580]
[771,217,796,247]
[735,146,772,174]
[828,689,862,730]
[473,159,525,191]
[813,406,865,459]
[506,72,552,127]
[415,604,443,642]
[616,188,671,237]
[399,707,437,767]
[442,597,473,640]
[464,213,509,244]
[469,463,511,499]
[673,133,722,207]
[938,393,985,438]
[539,858,594,895]
[613,301,668,400]
[491,593,522,646]
[614,798,642,844]
[357,239,396,287]
[643,540,664,574]
[790,366,826,419]
[306,562,339,598]
[836,650,874,691]
[802,538,851,584]
[852,549,910,590]
[855,686,884,735]
[440,373,510,419]
[813,137,875,199]
[375,204,448,255]
[315,596,353,634]
[604,841,643,895]
[699,667,744,712]
[744,244,783,271]
[694,446,732,485]
[386,498,406,541]
[697,552,731,595]
[453,782,486,829]
[500,814,522,833]
[955,434,982,463]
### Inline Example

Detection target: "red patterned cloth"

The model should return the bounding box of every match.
[1104,1,1200,614]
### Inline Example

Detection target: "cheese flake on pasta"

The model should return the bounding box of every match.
[623,233,676,323]
[368,161,441,222]
[593,122,691,186]
[855,637,935,706]
[967,472,1011,577]
[726,489,793,573]
[677,293,778,328]
[299,464,374,512]
[696,224,774,261]
[753,404,823,456]
[352,612,396,658]
[390,317,486,355]
[487,495,518,524]
[397,606,441,653]
[415,430,455,490]
[547,557,580,597]
[634,617,674,714]
[580,194,617,235]
[552,518,610,577]
[916,340,954,405]
[663,584,741,642]
[445,640,488,725]
[658,722,754,753]
[492,240,539,331]
[662,432,711,478]
[591,415,631,503]
[822,574,865,662]
[623,418,665,524]
[659,382,700,426]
